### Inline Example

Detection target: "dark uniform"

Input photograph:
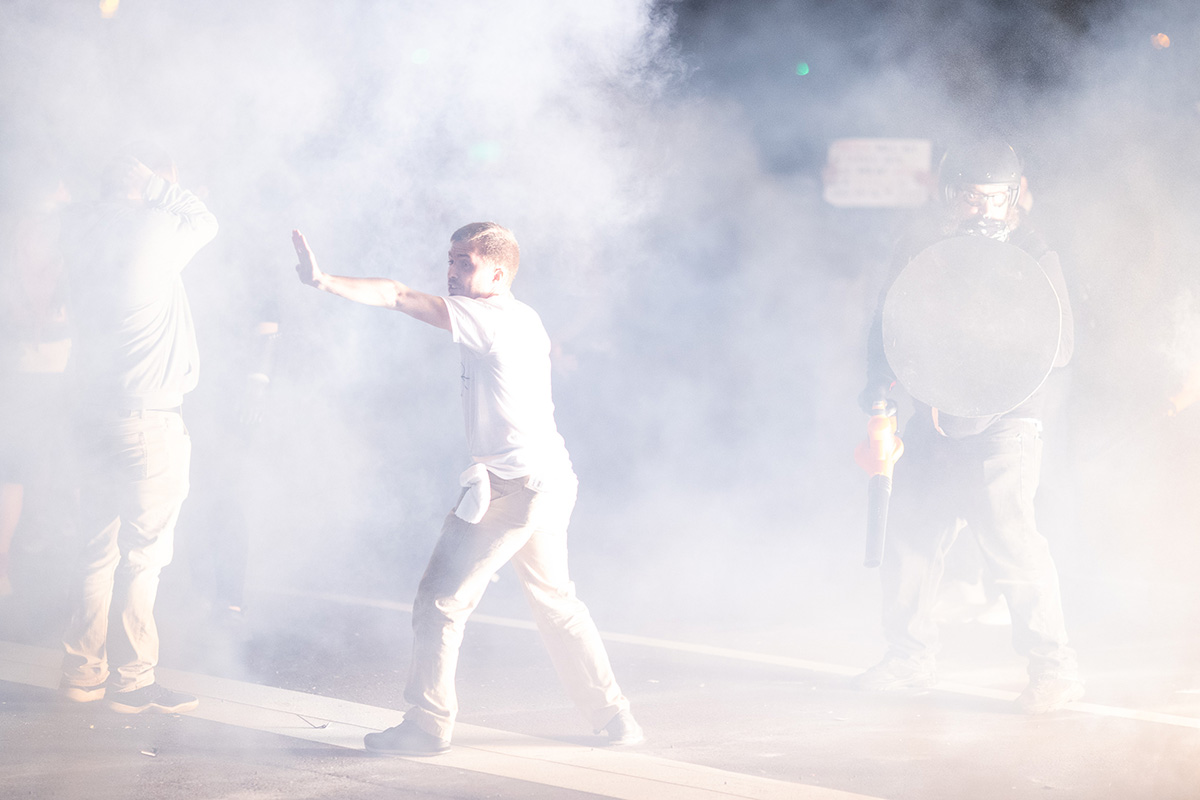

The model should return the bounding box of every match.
[857,141,1085,714]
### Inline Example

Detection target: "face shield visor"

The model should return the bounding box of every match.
[944,182,1021,241]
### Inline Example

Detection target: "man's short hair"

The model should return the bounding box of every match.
[450,222,520,282]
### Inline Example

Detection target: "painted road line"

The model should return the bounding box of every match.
[265,587,864,675]
[0,640,880,800]
[264,587,1200,731]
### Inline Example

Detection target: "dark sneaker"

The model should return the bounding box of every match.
[853,656,937,691]
[1016,675,1084,715]
[60,680,106,703]
[364,720,450,756]
[598,709,645,746]
[107,684,199,715]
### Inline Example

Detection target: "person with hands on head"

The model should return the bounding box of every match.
[60,144,217,715]
[292,223,643,756]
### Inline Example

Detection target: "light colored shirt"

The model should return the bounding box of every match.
[64,175,218,410]
[444,291,574,484]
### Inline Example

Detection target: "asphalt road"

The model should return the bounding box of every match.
[2,564,1198,800]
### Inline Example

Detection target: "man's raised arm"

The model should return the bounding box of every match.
[292,229,450,330]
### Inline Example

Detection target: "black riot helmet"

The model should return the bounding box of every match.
[938,140,1024,239]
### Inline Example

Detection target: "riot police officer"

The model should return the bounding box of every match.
[856,141,1084,715]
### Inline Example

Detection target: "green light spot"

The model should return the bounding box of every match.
[468,142,502,164]
[411,49,430,65]
[796,62,810,76]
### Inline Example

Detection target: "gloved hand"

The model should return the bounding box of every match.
[858,381,896,415]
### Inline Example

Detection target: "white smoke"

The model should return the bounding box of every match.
[2,0,1199,689]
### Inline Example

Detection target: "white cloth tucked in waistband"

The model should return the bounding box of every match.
[453,463,491,524]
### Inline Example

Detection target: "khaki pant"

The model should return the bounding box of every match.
[62,410,190,692]
[404,473,628,739]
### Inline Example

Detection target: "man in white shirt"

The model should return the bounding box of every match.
[293,222,642,756]
[60,148,218,714]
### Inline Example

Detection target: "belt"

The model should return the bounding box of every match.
[114,406,182,417]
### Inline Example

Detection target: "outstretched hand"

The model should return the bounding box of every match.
[292,229,323,287]
[286,230,450,329]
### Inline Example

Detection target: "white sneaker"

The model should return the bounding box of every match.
[599,710,645,746]
[1017,675,1084,714]
[61,681,106,703]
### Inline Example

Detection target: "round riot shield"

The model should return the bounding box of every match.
[881,235,1061,417]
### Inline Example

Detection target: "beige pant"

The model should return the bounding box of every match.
[404,473,628,739]
[62,410,190,692]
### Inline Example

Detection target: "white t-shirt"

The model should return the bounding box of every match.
[444,291,574,483]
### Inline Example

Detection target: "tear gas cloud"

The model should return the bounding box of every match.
[1,0,1198,673]
[0,0,680,611]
